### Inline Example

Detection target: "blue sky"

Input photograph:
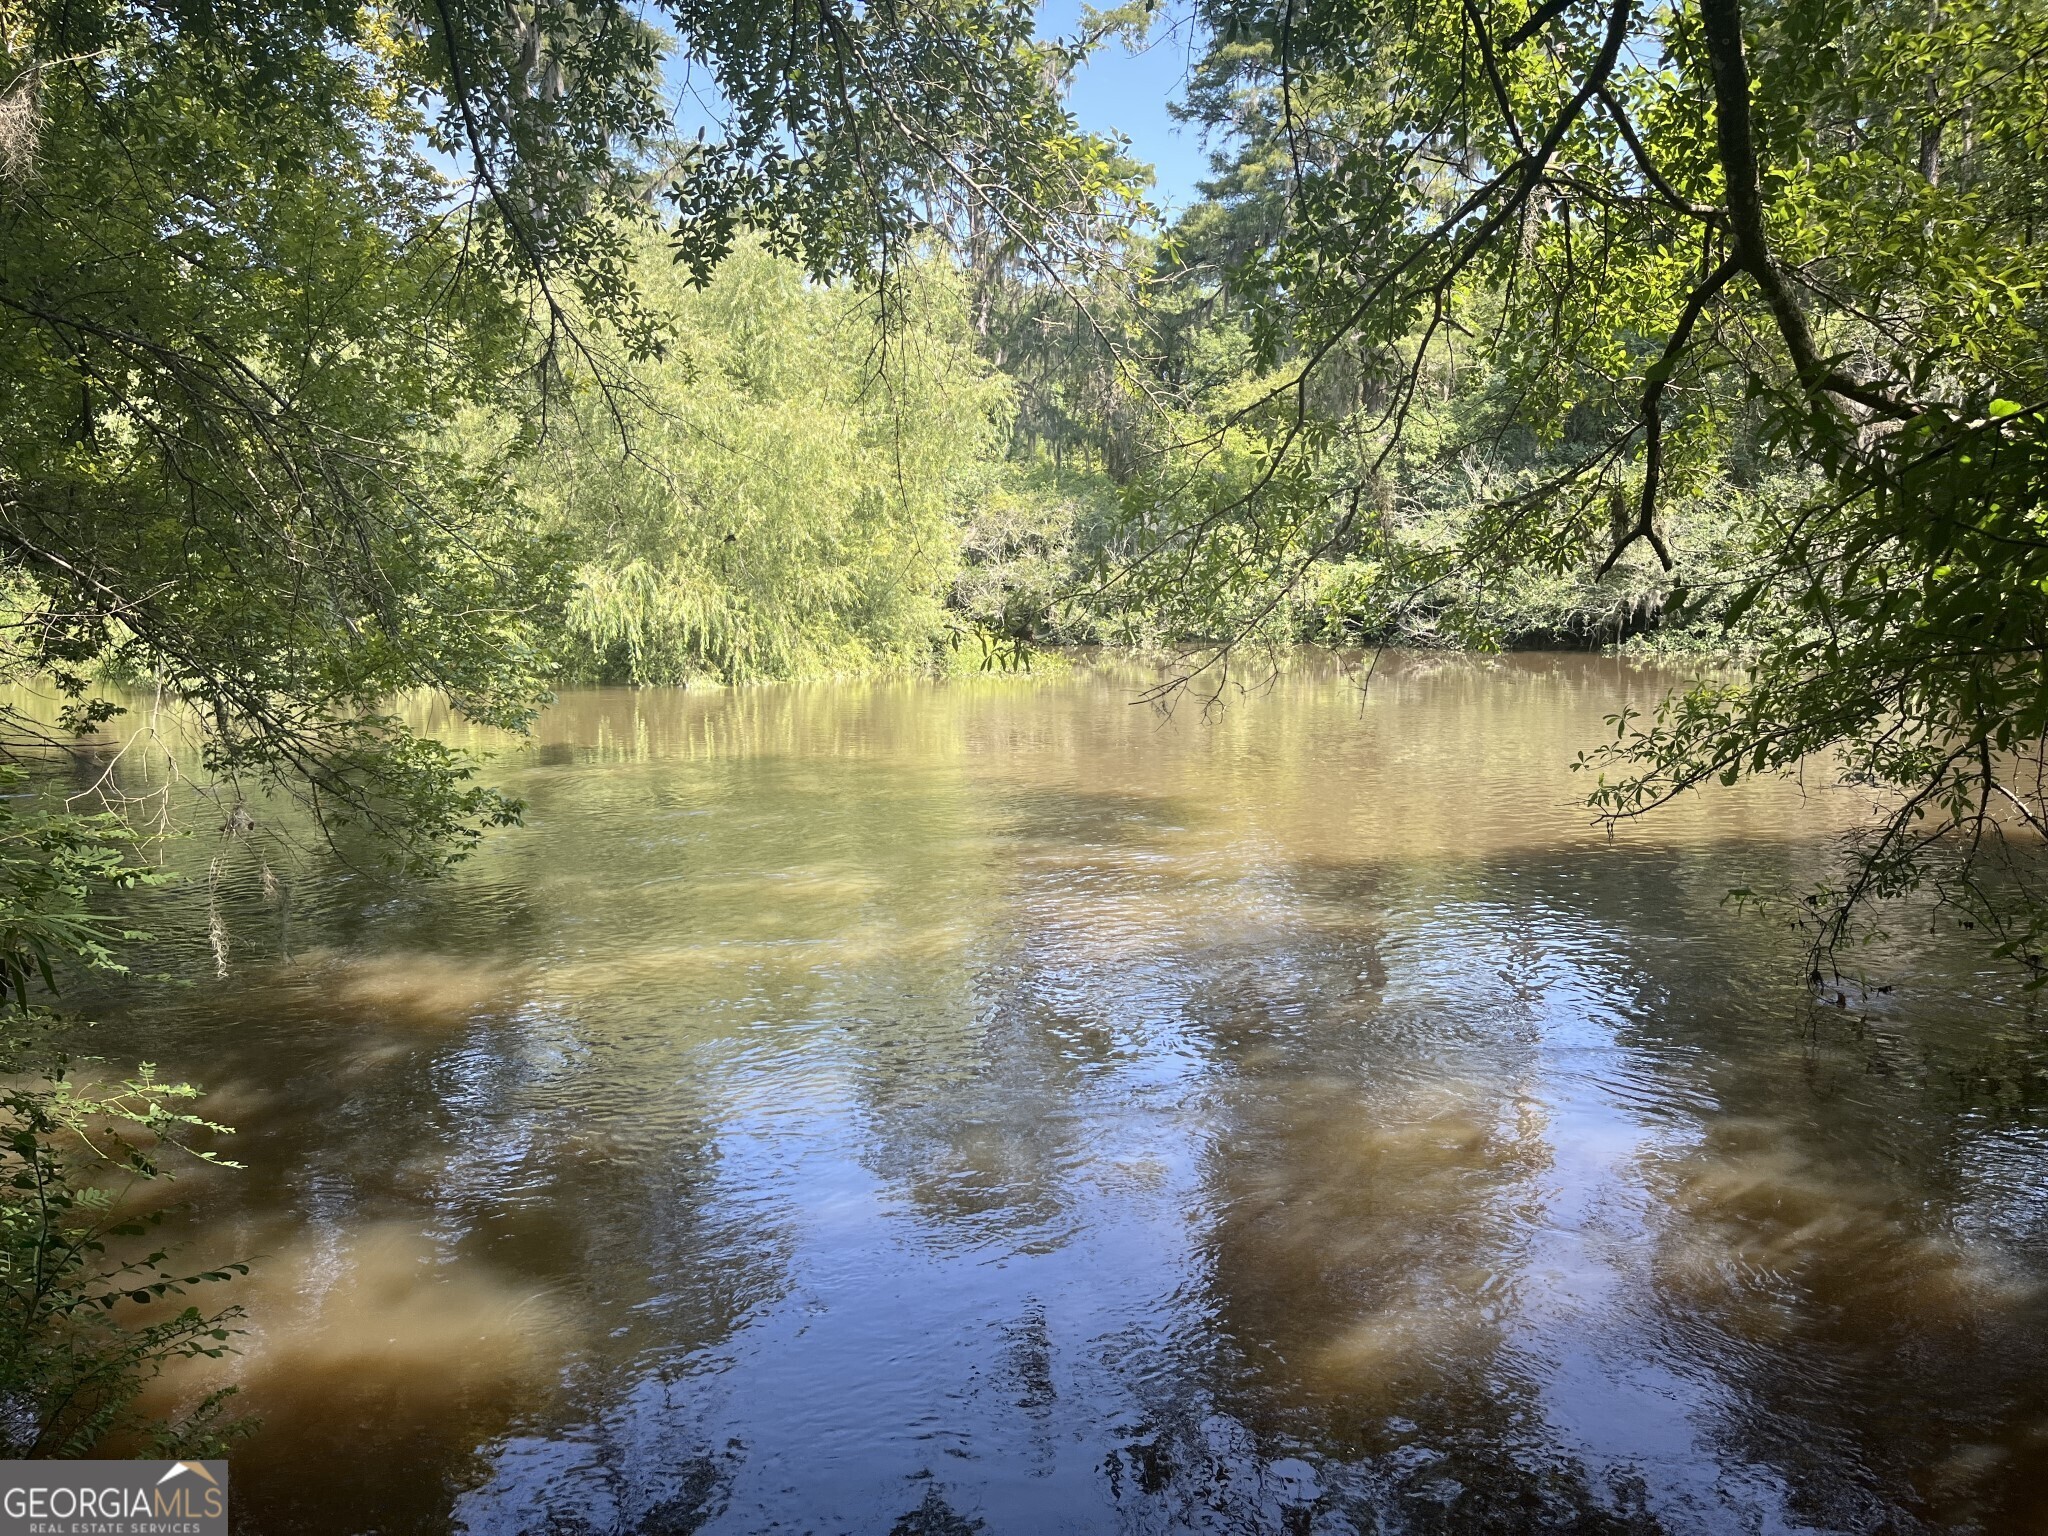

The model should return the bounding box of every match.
[1033,0,1211,214]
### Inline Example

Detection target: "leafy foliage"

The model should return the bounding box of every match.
[0,1050,248,1459]
[529,243,1023,684]
[0,0,1122,862]
[0,772,245,1457]
[1088,0,2048,963]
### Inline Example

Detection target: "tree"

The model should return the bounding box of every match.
[532,240,1017,684]
[0,0,1115,858]
[1126,0,2048,968]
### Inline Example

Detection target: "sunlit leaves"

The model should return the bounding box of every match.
[529,242,1017,684]
[1126,0,2048,965]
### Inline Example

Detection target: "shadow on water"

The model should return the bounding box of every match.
[42,655,2048,1533]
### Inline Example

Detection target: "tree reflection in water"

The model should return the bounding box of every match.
[63,656,2048,1533]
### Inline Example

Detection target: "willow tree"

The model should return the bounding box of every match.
[529,241,1015,684]
[1130,0,2048,966]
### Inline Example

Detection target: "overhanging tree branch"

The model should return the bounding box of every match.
[1697,0,1914,420]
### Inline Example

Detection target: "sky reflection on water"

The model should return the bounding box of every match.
[74,655,2048,1534]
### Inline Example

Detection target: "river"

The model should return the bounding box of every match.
[70,654,2048,1533]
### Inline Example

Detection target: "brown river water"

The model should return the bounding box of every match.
[59,654,2048,1534]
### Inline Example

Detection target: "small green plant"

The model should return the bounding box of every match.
[0,1047,248,1457]
[0,768,247,1457]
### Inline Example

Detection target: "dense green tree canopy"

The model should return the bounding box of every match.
[4,0,2046,944]
[532,241,1017,684]
[0,0,1119,861]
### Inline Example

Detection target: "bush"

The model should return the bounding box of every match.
[0,769,246,1457]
